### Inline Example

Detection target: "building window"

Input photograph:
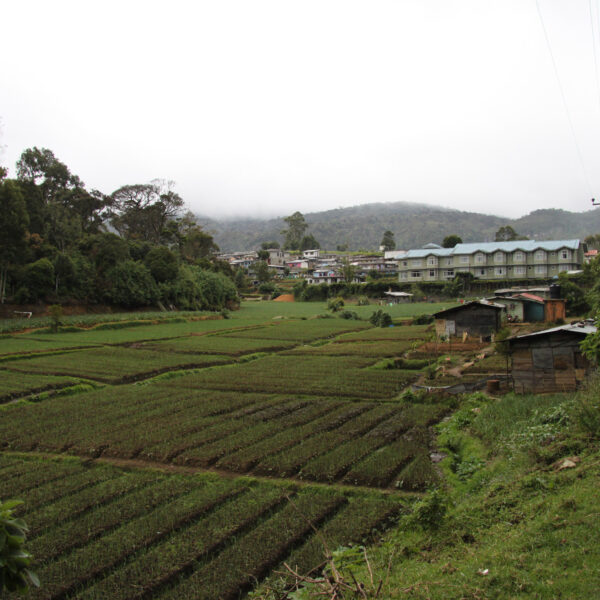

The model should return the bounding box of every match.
[478,269,485,276]
[427,257,436,266]
[515,266,526,275]
[475,254,484,263]
[535,250,546,260]
[402,261,408,267]
[444,269,454,277]
[446,258,453,266]
[495,267,504,276]
[429,270,435,277]
[494,252,504,263]
[535,265,547,274]
[514,251,524,262]
[410,271,421,278]
[561,250,569,260]
[411,260,422,267]
[400,272,407,279]
[460,255,469,264]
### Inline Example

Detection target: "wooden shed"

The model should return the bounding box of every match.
[433,301,505,340]
[508,322,596,393]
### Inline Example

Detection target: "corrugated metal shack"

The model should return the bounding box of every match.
[508,322,596,393]
[434,301,505,340]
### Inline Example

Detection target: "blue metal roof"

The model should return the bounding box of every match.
[401,240,581,259]
[403,248,454,259]
[453,240,581,254]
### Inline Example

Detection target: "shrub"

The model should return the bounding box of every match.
[104,260,159,308]
[258,282,276,295]
[369,309,392,327]
[356,295,370,306]
[144,246,178,283]
[48,304,63,333]
[572,372,600,438]
[339,310,360,320]
[0,500,39,594]
[412,314,433,325]
[327,297,345,312]
[409,488,448,530]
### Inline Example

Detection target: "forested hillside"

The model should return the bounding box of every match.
[201,203,600,251]
[0,147,237,309]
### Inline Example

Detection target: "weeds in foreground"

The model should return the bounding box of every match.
[253,546,389,600]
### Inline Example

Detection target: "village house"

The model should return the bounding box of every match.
[306,268,343,285]
[398,240,585,283]
[508,321,596,393]
[434,300,505,339]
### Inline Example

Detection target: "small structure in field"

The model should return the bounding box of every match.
[508,321,596,393]
[383,291,413,304]
[489,293,566,323]
[433,301,505,340]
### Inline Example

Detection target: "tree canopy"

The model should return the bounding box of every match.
[380,230,395,251]
[495,225,528,242]
[442,234,462,248]
[0,147,234,311]
[281,211,309,250]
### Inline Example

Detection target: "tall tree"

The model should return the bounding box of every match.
[442,234,462,248]
[341,258,356,283]
[300,234,320,251]
[495,225,528,242]
[110,180,184,244]
[281,211,308,250]
[380,230,396,251]
[0,180,29,303]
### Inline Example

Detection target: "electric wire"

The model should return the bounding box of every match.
[589,0,600,115]
[535,0,594,197]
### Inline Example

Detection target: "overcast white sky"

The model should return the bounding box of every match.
[2,1,600,219]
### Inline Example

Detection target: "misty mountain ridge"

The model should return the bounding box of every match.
[196,202,600,252]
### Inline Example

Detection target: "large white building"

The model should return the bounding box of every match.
[397,240,585,282]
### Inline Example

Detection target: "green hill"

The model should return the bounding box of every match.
[198,203,600,252]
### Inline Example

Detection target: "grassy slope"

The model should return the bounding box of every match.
[317,385,600,599]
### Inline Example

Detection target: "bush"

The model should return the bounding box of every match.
[258,282,276,295]
[0,500,39,594]
[356,295,370,306]
[409,488,448,530]
[412,314,433,325]
[104,260,159,308]
[144,246,178,283]
[369,309,392,327]
[573,372,600,438]
[48,304,63,333]
[339,310,360,320]
[24,258,55,300]
[327,297,345,312]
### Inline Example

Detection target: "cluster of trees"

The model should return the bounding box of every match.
[280,212,320,251]
[0,147,237,310]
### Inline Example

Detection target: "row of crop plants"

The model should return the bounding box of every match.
[3,346,234,383]
[1,455,403,600]
[174,355,420,398]
[0,380,446,489]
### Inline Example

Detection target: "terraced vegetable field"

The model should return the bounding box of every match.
[1,455,401,600]
[3,346,233,383]
[0,301,458,598]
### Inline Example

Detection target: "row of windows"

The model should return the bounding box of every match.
[401,265,569,279]
[402,250,571,268]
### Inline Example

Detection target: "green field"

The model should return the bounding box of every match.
[1,454,401,600]
[0,300,458,598]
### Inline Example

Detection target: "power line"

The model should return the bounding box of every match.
[535,0,594,198]
[589,0,600,116]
